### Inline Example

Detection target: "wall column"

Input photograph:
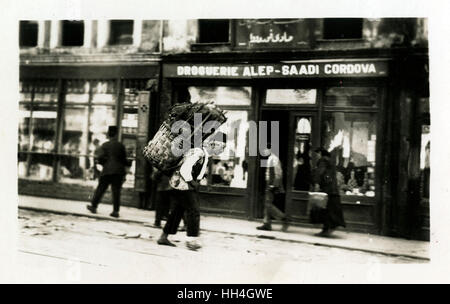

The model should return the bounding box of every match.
[97,20,110,48]
[49,20,61,48]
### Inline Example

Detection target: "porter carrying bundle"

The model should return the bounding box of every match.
[143,102,227,172]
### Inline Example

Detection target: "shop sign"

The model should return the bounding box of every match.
[164,60,388,79]
[235,19,309,49]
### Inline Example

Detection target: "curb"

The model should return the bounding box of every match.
[18,206,430,261]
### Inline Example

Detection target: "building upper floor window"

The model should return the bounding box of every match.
[19,21,38,47]
[62,20,84,46]
[198,19,230,43]
[323,18,363,39]
[109,20,134,45]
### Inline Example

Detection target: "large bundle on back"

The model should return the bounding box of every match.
[143,102,227,172]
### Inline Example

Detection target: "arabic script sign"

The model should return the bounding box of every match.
[163,61,389,79]
[236,19,309,49]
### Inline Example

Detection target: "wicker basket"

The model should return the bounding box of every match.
[143,102,227,172]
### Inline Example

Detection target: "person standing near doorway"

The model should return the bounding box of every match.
[312,147,346,237]
[87,126,131,218]
[257,145,290,232]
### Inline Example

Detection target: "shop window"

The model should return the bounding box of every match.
[61,20,84,46]
[198,19,230,43]
[322,112,377,197]
[186,86,251,188]
[323,18,363,39]
[19,21,38,47]
[18,80,58,181]
[18,78,146,187]
[188,86,251,106]
[201,110,249,188]
[325,87,377,107]
[109,20,134,45]
[59,80,116,185]
[266,89,317,105]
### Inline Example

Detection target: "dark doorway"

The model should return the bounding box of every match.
[256,110,289,217]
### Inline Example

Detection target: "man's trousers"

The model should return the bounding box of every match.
[91,174,125,212]
[163,189,200,237]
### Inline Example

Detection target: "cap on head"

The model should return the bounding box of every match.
[107,126,118,138]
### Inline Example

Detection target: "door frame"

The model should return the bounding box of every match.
[285,110,320,219]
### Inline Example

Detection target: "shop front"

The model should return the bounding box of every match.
[162,59,389,233]
[18,64,159,208]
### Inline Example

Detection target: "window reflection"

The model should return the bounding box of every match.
[325,87,377,107]
[322,112,377,197]
[187,86,250,189]
[266,89,317,104]
[205,110,249,188]
[188,86,251,106]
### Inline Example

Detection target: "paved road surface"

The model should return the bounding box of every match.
[15,209,425,283]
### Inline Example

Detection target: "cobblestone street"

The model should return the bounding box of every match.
[15,209,425,283]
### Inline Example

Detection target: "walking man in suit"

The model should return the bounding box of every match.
[87,126,131,218]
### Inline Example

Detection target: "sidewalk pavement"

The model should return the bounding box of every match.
[18,195,429,261]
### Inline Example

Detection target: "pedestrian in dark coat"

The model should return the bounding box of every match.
[312,147,346,236]
[87,126,131,218]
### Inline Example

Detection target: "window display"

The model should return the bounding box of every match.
[92,80,116,104]
[27,154,54,181]
[187,86,250,189]
[19,80,58,180]
[30,107,57,152]
[322,112,377,197]
[266,89,317,104]
[200,110,249,189]
[33,81,58,103]
[18,78,145,188]
[325,87,377,107]
[188,86,252,106]
[60,106,89,183]
[65,80,89,103]
[19,104,31,151]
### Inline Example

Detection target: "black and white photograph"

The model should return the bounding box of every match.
[1,0,450,285]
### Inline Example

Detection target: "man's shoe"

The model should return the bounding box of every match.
[157,238,176,247]
[86,205,97,214]
[186,240,201,251]
[256,224,272,231]
[154,221,161,228]
[110,211,119,218]
[315,229,331,237]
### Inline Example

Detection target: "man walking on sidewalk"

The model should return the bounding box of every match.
[87,126,131,218]
[157,132,226,251]
[257,145,289,232]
